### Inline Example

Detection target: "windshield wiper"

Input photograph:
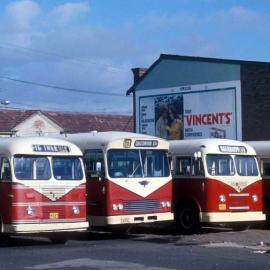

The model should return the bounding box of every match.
[128,150,144,178]
[128,162,141,178]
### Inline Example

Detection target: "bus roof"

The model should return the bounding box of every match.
[0,136,82,156]
[169,139,256,156]
[246,141,270,157]
[57,131,169,150]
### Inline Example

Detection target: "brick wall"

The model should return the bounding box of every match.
[241,63,270,140]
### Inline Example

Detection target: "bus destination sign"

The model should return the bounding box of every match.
[32,145,70,153]
[134,140,158,147]
[219,145,247,154]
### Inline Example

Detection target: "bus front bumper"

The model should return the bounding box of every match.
[3,221,89,233]
[200,211,266,223]
[89,212,174,227]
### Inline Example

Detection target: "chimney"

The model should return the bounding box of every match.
[131,68,147,84]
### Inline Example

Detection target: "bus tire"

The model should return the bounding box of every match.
[175,203,200,235]
[0,220,10,245]
[231,224,250,231]
[49,236,68,244]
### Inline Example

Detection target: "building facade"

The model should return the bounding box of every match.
[127,54,270,141]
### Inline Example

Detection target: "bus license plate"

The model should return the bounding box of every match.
[120,217,130,223]
[218,204,226,211]
[49,212,59,219]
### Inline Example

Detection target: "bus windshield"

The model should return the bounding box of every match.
[235,156,259,176]
[206,155,235,176]
[52,157,83,180]
[14,156,51,180]
[107,149,170,178]
[206,154,259,176]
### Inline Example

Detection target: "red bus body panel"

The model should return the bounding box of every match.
[0,183,86,225]
[262,179,270,215]
[87,178,172,218]
[173,177,263,215]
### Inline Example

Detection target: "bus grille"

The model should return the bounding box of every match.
[229,193,249,211]
[123,200,160,213]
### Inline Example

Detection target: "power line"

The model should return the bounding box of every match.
[0,101,132,114]
[3,99,132,114]
[0,76,129,97]
[0,42,129,74]
[11,101,61,111]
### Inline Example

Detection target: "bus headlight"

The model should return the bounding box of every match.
[161,201,171,208]
[72,206,80,215]
[161,201,166,208]
[118,204,124,210]
[26,205,35,216]
[219,195,226,203]
[112,204,123,211]
[252,194,258,203]
[166,201,171,207]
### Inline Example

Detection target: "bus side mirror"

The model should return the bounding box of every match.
[96,162,104,180]
[96,162,102,173]
[194,151,202,160]
[168,157,173,173]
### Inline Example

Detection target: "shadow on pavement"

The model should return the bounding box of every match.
[0,222,266,248]
[0,236,51,248]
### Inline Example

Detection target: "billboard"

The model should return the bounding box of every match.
[137,81,241,140]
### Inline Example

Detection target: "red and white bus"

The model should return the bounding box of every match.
[169,139,265,234]
[246,141,270,223]
[59,131,173,229]
[0,137,88,242]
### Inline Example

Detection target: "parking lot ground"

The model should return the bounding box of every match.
[1,226,270,270]
[127,225,270,252]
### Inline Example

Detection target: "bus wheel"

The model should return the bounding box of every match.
[231,224,250,231]
[0,221,10,246]
[0,235,10,246]
[49,236,68,244]
[176,204,200,235]
[0,233,10,246]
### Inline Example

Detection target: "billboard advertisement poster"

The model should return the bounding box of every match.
[137,81,240,140]
[184,89,236,139]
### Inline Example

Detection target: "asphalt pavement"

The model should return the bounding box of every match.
[1,227,270,270]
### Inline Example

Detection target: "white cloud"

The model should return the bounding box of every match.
[207,5,270,35]
[2,2,270,113]
[169,35,220,58]
[49,2,90,26]
[229,6,261,25]
[6,0,41,30]
[141,10,196,33]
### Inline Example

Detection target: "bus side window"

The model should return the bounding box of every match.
[176,157,191,176]
[83,150,104,179]
[0,157,11,181]
[191,157,204,176]
[261,159,270,176]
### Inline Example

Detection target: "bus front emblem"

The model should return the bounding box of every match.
[139,180,150,187]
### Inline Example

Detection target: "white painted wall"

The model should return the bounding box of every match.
[12,112,63,136]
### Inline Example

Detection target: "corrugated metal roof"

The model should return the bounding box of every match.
[0,109,133,133]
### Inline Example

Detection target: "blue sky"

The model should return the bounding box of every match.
[0,0,270,114]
